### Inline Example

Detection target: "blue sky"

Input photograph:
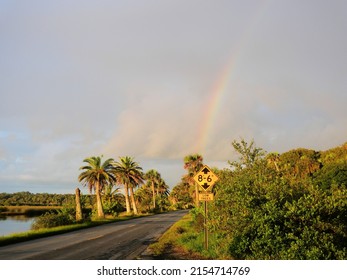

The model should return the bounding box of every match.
[1,0,346,194]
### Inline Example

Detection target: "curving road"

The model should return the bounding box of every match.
[0,210,188,260]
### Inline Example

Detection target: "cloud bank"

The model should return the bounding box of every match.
[0,0,346,192]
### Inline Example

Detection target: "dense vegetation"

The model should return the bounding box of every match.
[170,140,346,260]
[0,192,75,207]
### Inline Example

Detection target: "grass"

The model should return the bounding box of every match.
[148,213,208,259]
[0,213,150,247]
[148,212,232,260]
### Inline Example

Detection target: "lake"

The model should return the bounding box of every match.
[0,215,36,237]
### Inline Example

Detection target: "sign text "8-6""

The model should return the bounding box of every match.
[193,165,219,191]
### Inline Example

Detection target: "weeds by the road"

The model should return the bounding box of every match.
[148,212,230,260]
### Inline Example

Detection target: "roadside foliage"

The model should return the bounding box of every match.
[205,140,347,259]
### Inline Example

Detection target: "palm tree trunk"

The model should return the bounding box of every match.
[124,184,131,214]
[129,186,138,215]
[195,184,199,207]
[274,161,279,172]
[151,182,156,209]
[95,182,105,218]
[75,187,83,222]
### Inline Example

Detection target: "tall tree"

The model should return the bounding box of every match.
[156,178,170,211]
[184,154,204,207]
[156,178,170,196]
[114,156,144,215]
[169,181,194,209]
[78,156,117,218]
[279,148,321,185]
[229,139,265,170]
[134,184,152,213]
[145,169,161,209]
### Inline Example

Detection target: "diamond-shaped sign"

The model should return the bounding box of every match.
[193,165,219,191]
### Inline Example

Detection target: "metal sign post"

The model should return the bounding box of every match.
[204,200,208,250]
[194,165,219,250]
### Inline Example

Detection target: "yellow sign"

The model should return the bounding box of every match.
[194,165,219,191]
[199,192,214,201]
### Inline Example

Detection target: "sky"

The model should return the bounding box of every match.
[1,0,346,194]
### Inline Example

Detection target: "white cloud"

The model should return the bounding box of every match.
[0,0,346,193]
[102,90,205,159]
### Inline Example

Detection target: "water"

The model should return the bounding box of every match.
[0,215,36,237]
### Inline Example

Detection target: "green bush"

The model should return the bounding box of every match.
[31,205,76,230]
[31,211,75,230]
[313,161,347,190]
[102,201,124,217]
[226,184,347,259]
[207,140,347,260]
[190,207,205,232]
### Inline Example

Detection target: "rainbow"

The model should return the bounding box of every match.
[195,55,235,154]
[194,0,271,156]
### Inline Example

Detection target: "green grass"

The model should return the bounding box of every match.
[0,213,149,247]
[148,213,208,259]
[148,212,232,260]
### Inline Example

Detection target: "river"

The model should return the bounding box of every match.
[0,215,36,237]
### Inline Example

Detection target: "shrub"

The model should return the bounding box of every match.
[207,140,347,260]
[102,201,124,217]
[313,161,347,190]
[31,205,76,230]
[208,163,347,259]
[190,207,205,232]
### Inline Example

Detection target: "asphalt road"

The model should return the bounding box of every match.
[0,210,188,260]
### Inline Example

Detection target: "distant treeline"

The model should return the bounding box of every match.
[0,192,94,207]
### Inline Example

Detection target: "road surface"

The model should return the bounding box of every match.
[0,210,188,260]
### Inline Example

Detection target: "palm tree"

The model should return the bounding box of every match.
[145,169,161,209]
[184,154,204,207]
[156,178,170,211]
[266,152,280,172]
[102,185,121,203]
[184,154,204,175]
[169,181,194,209]
[78,156,117,218]
[157,178,169,196]
[114,156,144,215]
[134,185,152,213]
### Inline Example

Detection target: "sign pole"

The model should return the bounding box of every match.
[204,200,208,250]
